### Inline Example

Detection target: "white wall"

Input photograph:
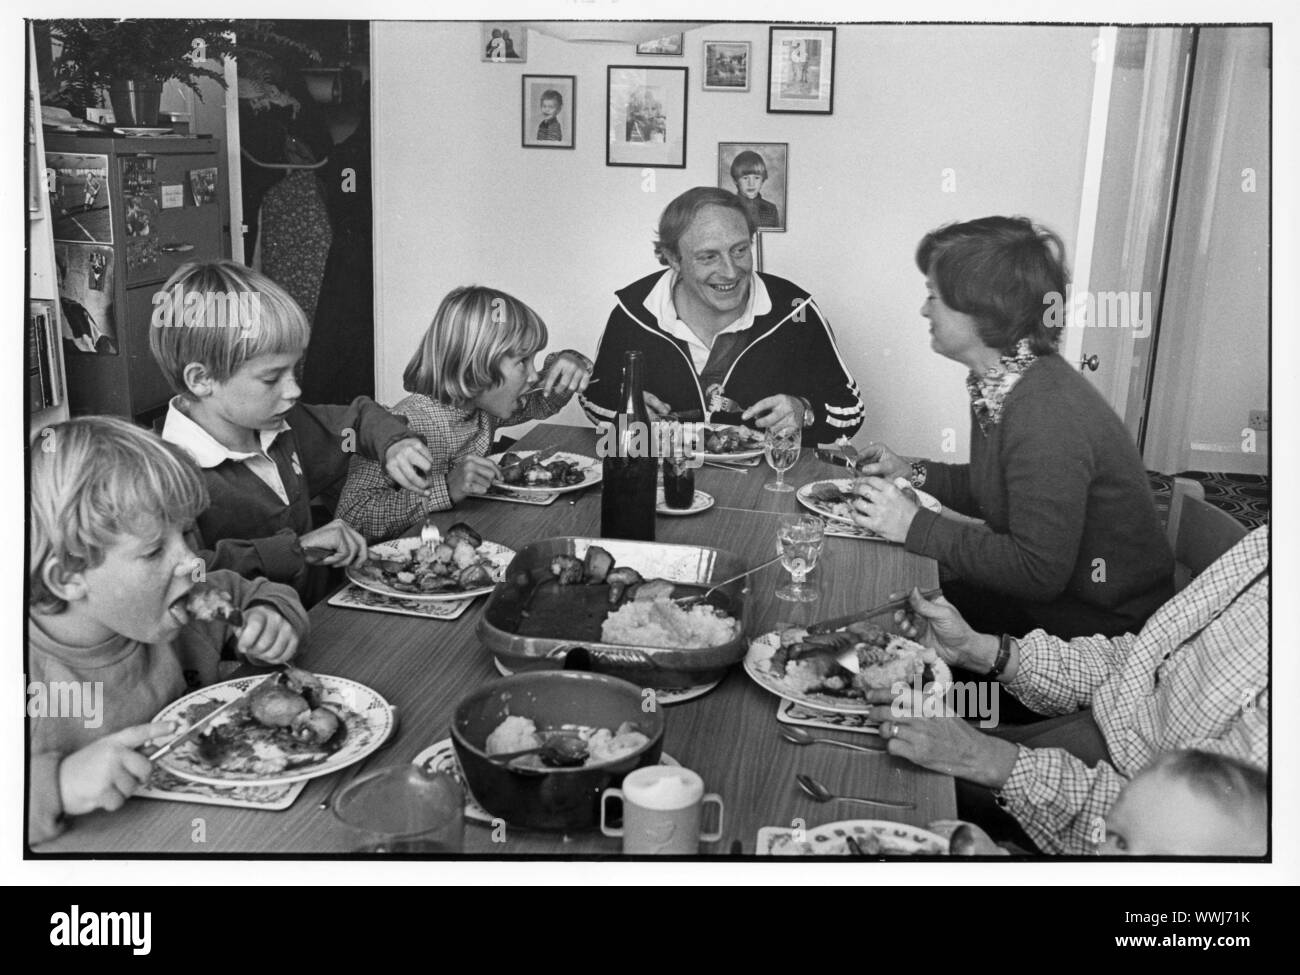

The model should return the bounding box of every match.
[372,22,1098,460]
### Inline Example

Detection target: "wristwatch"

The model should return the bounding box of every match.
[797,397,816,429]
[988,633,1013,682]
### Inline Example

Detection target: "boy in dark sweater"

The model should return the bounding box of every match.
[150,260,433,601]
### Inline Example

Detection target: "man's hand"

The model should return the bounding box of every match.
[540,352,593,397]
[237,605,301,664]
[849,475,920,543]
[643,391,674,420]
[448,455,502,503]
[300,519,368,567]
[742,394,804,436]
[385,437,434,492]
[891,587,995,672]
[865,693,1019,789]
[58,721,177,816]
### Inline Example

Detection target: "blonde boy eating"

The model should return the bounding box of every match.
[28,417,309,845]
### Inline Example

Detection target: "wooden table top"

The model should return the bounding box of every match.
[35,424,951,857]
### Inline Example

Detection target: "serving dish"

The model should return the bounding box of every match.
[477,536,750,688]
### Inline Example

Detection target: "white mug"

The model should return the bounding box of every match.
[600,765,724,854]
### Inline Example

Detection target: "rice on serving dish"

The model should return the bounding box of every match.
[600,596,739,649]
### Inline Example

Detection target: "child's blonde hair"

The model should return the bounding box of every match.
[29,417,208,614]
[149,259,312,396]
[402,286,548,407]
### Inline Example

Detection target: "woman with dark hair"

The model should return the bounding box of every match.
[851,216,1173,640]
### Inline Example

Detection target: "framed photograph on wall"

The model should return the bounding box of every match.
[636,33,684,56]
[718,142,788,232]
[606,65,688,169]
[522,75,575,149]
[767,26,835,114]
[481,23,527,62]
[703,41,751,91]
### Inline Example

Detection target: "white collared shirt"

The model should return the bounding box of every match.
[161,397,294,505]
[642,270,773,374]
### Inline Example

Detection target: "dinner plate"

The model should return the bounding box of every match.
[489,450,602,495]
[656,488,715,516]
[346,536,515,602]
[696,424,766,463]
[743,630,953,715]
[151,674,396,787]
[412,739,681,825]
[759,820,950,856]
[797,477,942,533]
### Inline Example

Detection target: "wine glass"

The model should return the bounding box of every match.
[763,428,801,493]
[776,515,825,602]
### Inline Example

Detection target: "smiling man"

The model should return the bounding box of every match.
[581,187,863,444]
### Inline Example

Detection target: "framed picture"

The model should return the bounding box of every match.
[636,33,683,56]
[767,26,836,114]
[606,65,688,169]
[522,75,575,149]
[718,142,788,233]
[481,23,527,62]
[703,41,751,92]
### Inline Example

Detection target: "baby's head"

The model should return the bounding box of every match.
[149,259,311,431]
[1100,750,1267,856]
[540,90,562,118]
[403,286,547,419]
[729,150,768,201]
[915,215,1067,356]
[30,417,208,646]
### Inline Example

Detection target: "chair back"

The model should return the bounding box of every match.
[1167,477,1248,590]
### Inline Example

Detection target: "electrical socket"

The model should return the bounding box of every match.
[1248,410,1269,431]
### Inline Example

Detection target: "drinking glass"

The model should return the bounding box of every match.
[332,764,464,854]
[763,428,801,493]
[776,514,825,602]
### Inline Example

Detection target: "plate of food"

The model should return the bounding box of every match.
[759,820,950,856]
[744,620,952,715]
[151,668,395,787]
[490,449,601,495]
[346,523,514,601]
[797,477,942,530]
[696,424,766,462]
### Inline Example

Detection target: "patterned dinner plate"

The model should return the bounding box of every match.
[346,536,515,602]
[151,674,395,788]
[759,820,950,856]
[488,450,602,495]
[797,477,942,531]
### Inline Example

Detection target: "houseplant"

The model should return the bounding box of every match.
[46,19,238,126]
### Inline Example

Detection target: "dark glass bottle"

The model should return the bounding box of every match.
[601,351,657,540]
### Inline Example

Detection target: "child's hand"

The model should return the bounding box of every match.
[448,455,502,503]
[58,721,176,816]
[236,605,301,664]
[385,437,434,492]
[301,519,368,567]
[540,351,593,398]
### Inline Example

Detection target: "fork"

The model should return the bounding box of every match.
[420,516,441,549]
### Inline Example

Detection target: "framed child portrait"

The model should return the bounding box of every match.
[482,23,527,62]
[522,75,575,149]
[767,26,836,114]
[703,41,751,92]
[718,142,788,232]
[606,65,688,169]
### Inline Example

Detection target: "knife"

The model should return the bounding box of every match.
[145,671,279,762]
[805,587,944,636]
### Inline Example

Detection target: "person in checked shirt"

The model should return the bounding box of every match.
[866,526,1268,855]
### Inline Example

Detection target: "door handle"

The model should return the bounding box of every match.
[1079,354,1100,372]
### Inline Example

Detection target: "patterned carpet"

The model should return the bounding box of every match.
[1147,471,1271,532]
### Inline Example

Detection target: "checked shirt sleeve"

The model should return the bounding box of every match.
[1004,629,1136,716]
[998,746,1128,855]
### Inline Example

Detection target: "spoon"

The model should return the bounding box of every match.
[488,734,588,768]
[779,726,885,753]
[795,773,915,810]
[674,553,786,607]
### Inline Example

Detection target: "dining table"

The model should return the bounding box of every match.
[34,423,953,857]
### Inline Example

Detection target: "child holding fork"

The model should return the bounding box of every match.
[338,286,592,541]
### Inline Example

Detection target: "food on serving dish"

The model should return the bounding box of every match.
[172,667,353,775]
[499,451,587,486]
[601,596,739,650]
[702,425,762,455]
[485,715,650,769]
[547,547,656,604]
[185,586,244,628]
[765,621,944,699]
[354,522,501,593]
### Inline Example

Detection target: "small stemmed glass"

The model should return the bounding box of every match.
[776,514,825,602]
[763,428,801,493]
